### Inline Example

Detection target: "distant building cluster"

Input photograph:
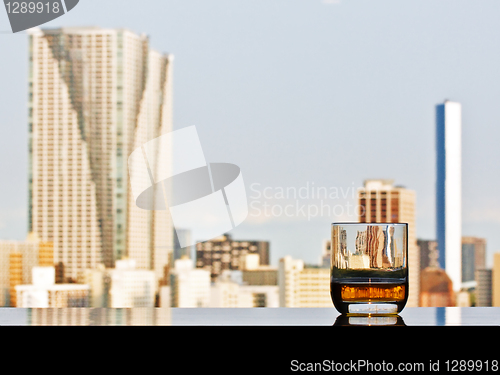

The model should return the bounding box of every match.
[0,231,332,308]
[195,234,270,281]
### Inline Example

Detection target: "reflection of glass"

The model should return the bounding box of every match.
[333,314,406,326]
[330,223,408,315]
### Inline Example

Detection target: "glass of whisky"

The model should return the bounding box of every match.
[330,223,408,315]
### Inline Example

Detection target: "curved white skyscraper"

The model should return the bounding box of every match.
[28,27,174,288]
[436,100,462,292]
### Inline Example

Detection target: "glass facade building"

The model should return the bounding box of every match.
[436,101,462,292]
[28,27,174,289]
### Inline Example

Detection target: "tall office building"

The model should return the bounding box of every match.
[417,239,439,271]
[321,240,331,268]
[28,27,174,286]
[173,229,192,261]
[493,253,500,307]
[436,101,462,292]
[461,237,486,286]
[358,179,419,307]
[475,268,492,307]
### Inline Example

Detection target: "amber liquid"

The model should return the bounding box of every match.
[330,281,408,315]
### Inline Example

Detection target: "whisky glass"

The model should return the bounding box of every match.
[330,223,408,315]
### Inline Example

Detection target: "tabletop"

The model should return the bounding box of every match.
[0,307,499,326]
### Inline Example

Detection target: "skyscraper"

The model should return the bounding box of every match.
[461,236,486,286]
[475,268,492,307]
[358,179,419,307]
[417,239,439,271]
[493,253,500,307]
[436,100,462,292]
[28,27,173,287]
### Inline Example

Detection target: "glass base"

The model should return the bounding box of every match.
[347,303,399,315]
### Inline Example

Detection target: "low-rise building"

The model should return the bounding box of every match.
[278,256,331,307]
[16,266,89,307]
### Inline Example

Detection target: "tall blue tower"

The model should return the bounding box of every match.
[436,100,462,292]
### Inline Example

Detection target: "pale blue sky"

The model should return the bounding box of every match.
[0,0,499,266]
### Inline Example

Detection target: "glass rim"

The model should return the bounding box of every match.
[331,222,408,226]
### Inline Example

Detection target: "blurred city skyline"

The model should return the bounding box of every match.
[1,0,500,267]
